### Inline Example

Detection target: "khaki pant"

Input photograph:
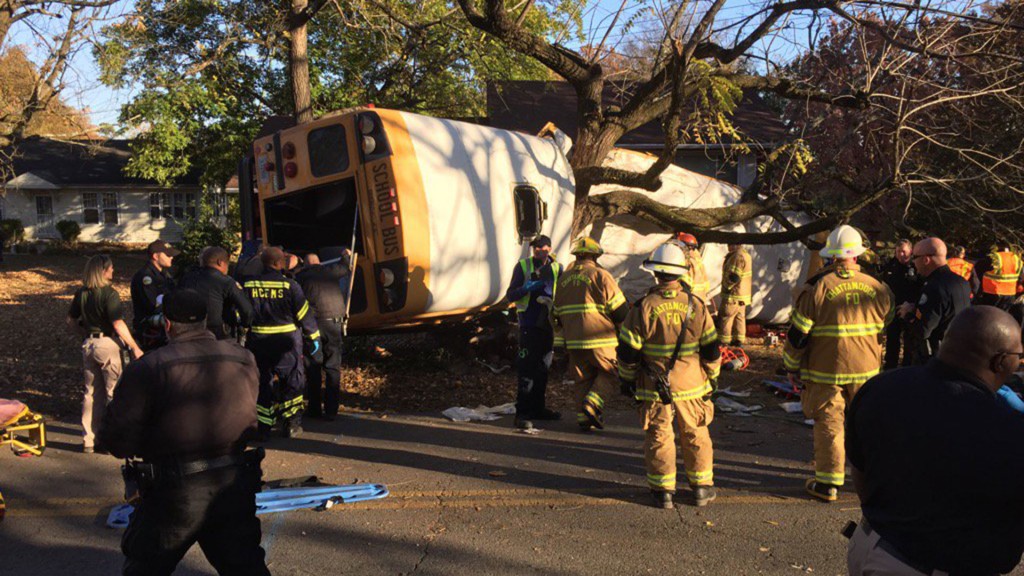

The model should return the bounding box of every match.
[568,347,617,427]
[642,397,714,491]
[81,336,122,448]
[718,299,747,345]
[848,521,949,576]
[802,381,863,486]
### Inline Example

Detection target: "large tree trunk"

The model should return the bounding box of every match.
[289,0,313,124]
[0,1,14,48]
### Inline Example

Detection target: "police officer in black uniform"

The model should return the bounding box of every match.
[296,249,350,421]
[900,238,971,364]
[244,246,322,440]
[97,289,270,576]
[879,239,922,369]
[179,246,253,340]
[130,240,179,349]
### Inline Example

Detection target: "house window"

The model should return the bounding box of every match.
[150,192,197,220]
[83,193,99,224]
[83,192,118,224]
[102,192,119,224]
[212,192,228,219]
[36,195,54,228]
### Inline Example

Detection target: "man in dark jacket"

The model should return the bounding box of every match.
[178,246,253,340]
[98,289,270,576]
[847,306,1024,576]
[879,239,921,369]
[244,247,321,440]
[130,240,179,349]
[898,238,971,363]
[296,249,350,421]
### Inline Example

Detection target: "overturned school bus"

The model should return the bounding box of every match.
[239,108,576,332]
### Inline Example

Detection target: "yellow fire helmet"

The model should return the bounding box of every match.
[570,236,604,256]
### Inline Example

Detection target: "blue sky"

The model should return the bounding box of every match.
[6,0,948,130]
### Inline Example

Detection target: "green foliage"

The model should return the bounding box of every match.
[96,0,567,188]
[1,218,25,246]
[55,220,82,243]
[175,194,240,274]
[684,62,747,152]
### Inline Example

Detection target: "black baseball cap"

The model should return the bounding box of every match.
[530,235,552,248]
[147,240,181,257]
[163,289,208,323]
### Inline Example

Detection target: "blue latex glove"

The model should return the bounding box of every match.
[997,385,1024,414]
[524,280,545,293]
[311,340,321,356]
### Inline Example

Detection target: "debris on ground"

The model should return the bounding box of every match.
[442,403,516,422]
[714,396,764,415]
[779,401,803,414]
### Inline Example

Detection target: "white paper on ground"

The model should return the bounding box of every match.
[778,401,803,414]
[714,396,764,415]
[441,403,516,422]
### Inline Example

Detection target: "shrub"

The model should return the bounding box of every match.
[55,220,82,243]
[0,218,25,247]
[174,197,240,275]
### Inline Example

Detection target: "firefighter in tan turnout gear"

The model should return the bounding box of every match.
[719,244,752,346]
[675,233,710,302]
[552,237,629,431]
[783,225,894,502]
[618,242,722,509]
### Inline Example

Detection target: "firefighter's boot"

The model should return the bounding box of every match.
[805,478,838,502]
[692,485,717,507]
[651,490,674,509]
[283,417,304,439]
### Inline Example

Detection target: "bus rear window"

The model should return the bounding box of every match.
[308,124,350,177]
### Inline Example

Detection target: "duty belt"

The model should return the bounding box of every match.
[129,447,265,481]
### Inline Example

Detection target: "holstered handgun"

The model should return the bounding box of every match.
[122,460,156,502]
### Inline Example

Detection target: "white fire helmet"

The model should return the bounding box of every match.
[820,224,867,259]
[641,242,690,276]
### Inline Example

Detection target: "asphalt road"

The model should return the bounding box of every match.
[2,405,877,575]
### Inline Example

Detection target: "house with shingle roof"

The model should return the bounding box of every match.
[1,137,209,243]
[486,80,788,188]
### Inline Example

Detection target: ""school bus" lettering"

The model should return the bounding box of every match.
[371,163,400,257]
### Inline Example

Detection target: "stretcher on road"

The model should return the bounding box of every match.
[106,481,390,528]
[0,399,46,457]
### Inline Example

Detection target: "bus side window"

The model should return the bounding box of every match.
[513,185,546,243]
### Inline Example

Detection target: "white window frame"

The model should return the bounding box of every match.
[101,192,119,225]
[36,194,54,227]
[83,192,119,225]
[150,191,197,221]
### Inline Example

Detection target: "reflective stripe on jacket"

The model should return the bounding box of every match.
[244,271,320,341]
[683,251,710,301]
[617,280,721,400]
[783,264,894,385]
[552,259,626,350]
[946,258,974,282]
[981,252,1022,296]
[721,249,752,303]
[514,258,562,313]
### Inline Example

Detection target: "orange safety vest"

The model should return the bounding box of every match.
[981,251,1023,296]
[947,258,974,282]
